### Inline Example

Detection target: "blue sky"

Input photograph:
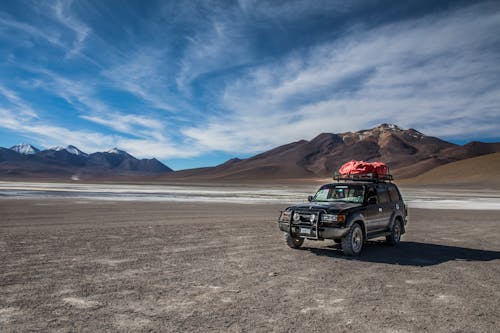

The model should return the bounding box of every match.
[1,0,499,170]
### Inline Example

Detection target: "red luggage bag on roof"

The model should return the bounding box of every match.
[339,160,388,176]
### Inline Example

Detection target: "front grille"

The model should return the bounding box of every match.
[292,210,321,225]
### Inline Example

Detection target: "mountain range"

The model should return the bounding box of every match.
[163,123,500,181]
[0,144,172,178]
[2,124,500,181]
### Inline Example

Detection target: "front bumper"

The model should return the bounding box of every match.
[278,221,350,239]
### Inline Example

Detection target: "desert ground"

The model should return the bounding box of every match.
[1,183,500,332]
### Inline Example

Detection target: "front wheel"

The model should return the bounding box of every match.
[341,223,364,256]
[386,220,402,246]
[285,233,304,249]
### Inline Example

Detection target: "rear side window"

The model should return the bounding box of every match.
[376,186,391,204]
[388,185,401,202]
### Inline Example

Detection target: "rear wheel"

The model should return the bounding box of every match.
[285,233,304,249]
[386,220,402,246]
[341,223,364,256]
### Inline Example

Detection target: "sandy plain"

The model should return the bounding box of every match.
[1,186,500,332]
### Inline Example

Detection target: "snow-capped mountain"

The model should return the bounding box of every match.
[10,144,40,155]
[48,145,88,156]
[0,144,172,178]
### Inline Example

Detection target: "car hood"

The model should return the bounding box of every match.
[289,201,362,213]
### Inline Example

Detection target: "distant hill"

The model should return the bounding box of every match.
[164,123,500,181]
[400,152,500,188]
[0,145,172,179]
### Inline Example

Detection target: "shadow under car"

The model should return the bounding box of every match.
[304,241,500,266]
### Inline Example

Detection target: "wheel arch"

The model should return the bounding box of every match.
[391,214,405,234]
[346,211,367,238]
[352,220,366,239]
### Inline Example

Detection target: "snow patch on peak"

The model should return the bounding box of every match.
[10,144,40,155]
[49,146,65,151]
[378,123,402,131]
[107,148,128,155]
[49,145,87,156]
[65,145,87,156]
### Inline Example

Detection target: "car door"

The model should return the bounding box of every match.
[363,185,381,234]
[375,184,392,231]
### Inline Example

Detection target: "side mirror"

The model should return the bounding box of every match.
[368,197,377,205]
[307,195,313,202]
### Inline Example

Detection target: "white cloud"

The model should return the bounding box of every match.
[1,1,500,165]
[175,6,255,93]
[0,75,199,160]
[0,104,198,159]
[0,86,111,153]
[114,139,199,160]
[80,113,167,142]
[101,51,178,112]
[51,0,91,56]
[81,114,163,133]
[0,85,38,118]
[0,16,63,47]
[0,106,110,152]
[0,0,92,60]
[183,3,500,152]
[237,0,365,19]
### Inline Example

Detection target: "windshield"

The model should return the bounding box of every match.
[313,184,365,203]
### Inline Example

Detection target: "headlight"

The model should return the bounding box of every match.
[321,214,345,223]
[279,211,291,222]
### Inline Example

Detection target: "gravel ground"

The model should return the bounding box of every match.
[1,199,499,332]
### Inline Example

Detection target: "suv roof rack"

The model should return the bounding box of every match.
[333,172,393,183]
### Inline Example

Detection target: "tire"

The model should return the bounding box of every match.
[285,233,304,249]
[386,220,402,246]
[341,223,364,256]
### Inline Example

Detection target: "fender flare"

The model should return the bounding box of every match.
[346,212,367,238]
[389,212,405,234]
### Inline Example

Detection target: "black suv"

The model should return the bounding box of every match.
[278,175,408,255]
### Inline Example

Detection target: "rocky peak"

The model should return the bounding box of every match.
[10,144,40,155]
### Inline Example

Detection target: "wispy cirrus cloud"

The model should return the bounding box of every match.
[0,0,93,61]
[0,101,198,159]
[1,1,499,169]
[101,51,178,113]
[80,113,166,141]
[0,15,63,48]
[0,69,198,159]
[182,3,500,152]
[50,0,91,57]
[175,12,254,93]
[0,85,38,118]
[0,82,105,150]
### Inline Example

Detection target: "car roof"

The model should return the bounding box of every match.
[322,182,371,186]
[321,182,394,187]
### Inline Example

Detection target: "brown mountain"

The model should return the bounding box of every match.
[166,124,500,181]
[401,152,500,188]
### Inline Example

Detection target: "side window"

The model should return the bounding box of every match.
[376,186,390,204]
[388,185,401,202]
[366,187,376,203]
